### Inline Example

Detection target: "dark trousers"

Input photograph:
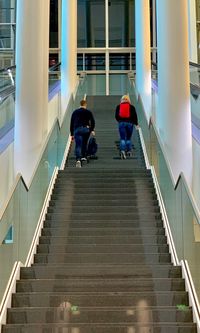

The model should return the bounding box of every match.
[118,122,134,152]
[74,126,90,160]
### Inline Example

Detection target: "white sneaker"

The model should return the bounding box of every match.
[76,160,81,168]
[120,151,126,159]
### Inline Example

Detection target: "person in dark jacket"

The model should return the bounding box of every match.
[115,95,138,159]
[70,99,95,167]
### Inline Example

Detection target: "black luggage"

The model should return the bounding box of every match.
[87,137,98,158]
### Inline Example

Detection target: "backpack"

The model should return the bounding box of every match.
[119,103,130,118]
[87,137,98,156]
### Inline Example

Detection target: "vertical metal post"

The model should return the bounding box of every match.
[83,53,85,71]
[105,0,109,95]
[130,52,132,71]
[106,51,109,95]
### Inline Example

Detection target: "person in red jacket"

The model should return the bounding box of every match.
[115,95,138,159]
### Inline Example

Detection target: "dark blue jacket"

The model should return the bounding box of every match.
[70,107,95,136]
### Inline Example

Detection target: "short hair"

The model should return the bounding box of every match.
[121,95,130,103]
[80,100,87,107]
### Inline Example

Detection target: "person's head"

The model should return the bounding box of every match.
[80,100,87,108]
[121,95,130,103]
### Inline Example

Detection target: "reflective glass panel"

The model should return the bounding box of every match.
[86,74,106,95]
[49,0,58,48]
[109,0,135,47]
[109,53,130,70]
[77,0,105,47]
[85,54,105,71]
[77,54,83,71]
[110,74,128,95]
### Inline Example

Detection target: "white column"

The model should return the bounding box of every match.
[135,0,151,121]
[42,0,50,138]
[157,0,192,185]
[188,0,198,62]
[14,0,50,184]
[61,0,77,121]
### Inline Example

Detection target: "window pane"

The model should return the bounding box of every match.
[0,0,12,23]
[109,0,135,47]
[0,0,15,50]
[77,54,83,71]
[78,0,105,47]
[0,25,11,48]
[50,0,58,48]
[109,74,128,95]
[86,74,106,95]
[85,54,105,70]
[109,53,130,70]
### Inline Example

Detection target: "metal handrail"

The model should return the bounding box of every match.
[49,61,61,72]
[189,61,200,68]
[0,65,16,73]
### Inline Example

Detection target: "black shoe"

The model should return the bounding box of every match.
[127,151,133,158]
[81,157,88,165]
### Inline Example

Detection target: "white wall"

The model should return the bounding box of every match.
[0,143,14,208]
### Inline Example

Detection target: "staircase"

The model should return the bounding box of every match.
[2,96,197,332]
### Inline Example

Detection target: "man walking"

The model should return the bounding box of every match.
[70,100,95,167]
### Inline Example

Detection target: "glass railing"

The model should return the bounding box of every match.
[85,74,106,95]
[0,93,15,134]
[109,73,129,95]
[0,66,16,134]
[0,62,63,136]
[85,73,130,96]
[128,79,200,305]
[0,66,15,91]
[49,62,61,94]
[0,77,86,307]
[189,62,200,86]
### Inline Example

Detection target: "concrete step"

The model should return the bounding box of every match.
[38,234,168,245]
[7,306,193,324]
[2,323,197,333]
[20,264,181,280]
[33,252,171,264]
[53,182,155,190]
[12,290,188,308]
[45,212,162,221]
[43,220,164,229]
[47,205,160,214]
[51,192,158,201]
[16,278,185,293]
[52,187,157,195]
[58,169,151,176]
[48,199,159,208]
[36,243,169,254]
[41,226,165,237]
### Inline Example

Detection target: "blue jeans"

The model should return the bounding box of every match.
[118,122,134,152]
[74,126,90,160]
